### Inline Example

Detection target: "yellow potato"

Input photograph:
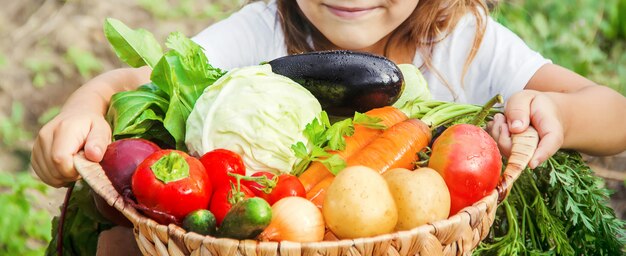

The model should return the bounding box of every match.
[383,167,450,231]
[322,166,398,239]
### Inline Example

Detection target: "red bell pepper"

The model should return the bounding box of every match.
[132,149,212,224]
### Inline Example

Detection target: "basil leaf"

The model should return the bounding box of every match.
[103,18,163,68]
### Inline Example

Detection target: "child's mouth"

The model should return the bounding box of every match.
[323,4,379,19]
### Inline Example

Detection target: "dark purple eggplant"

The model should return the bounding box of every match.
[268,50,404,116]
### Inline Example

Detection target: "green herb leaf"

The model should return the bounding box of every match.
[291,142,310,159]
[103,18,163,68]
[303,115,330,146]
[477,151,626,255]
[321,154,347,175]
[325,118,354,151]
[353,112,386,130]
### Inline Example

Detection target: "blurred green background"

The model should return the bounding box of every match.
[0,0,624,254]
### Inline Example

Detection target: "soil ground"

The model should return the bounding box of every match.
[0,0,624,232]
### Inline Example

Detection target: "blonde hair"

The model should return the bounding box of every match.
[275,0,489,99]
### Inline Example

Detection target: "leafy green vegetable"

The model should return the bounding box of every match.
[45,181,114,256]
[104,20,225,150]
[475,151,626,255]
[103,18,163,68]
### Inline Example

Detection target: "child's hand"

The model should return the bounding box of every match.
[31,110,111,187]
[487,90,564,169]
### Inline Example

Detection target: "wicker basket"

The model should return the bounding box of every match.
[75,127,538,256]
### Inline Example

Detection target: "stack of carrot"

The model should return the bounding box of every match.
[298,106,432,208]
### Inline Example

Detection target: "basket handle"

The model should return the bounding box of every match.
[73,152,145,225]
[497,126,539,203]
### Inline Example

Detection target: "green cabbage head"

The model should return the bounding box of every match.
[185,64,322,174]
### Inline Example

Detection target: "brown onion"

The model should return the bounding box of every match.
[258,196,324,242]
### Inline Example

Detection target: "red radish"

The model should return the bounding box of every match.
[428,124,502,216]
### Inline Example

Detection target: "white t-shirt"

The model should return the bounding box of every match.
[192,1,550,104]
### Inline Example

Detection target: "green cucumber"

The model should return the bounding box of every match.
[269,50,404,116]
[216,198,271,240]
[182,209,217,236]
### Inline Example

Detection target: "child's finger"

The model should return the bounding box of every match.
[530,131,561,169]
[530,120,563,169]
[32,130,61,181]
[31,141,55,185]
[487,113,505,139]
[32,157,65,188]
[84,118,112,163]
[504,91,537,133]
[51,121,88,180]
[497,122,512,157]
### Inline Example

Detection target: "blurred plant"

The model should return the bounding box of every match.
[493,0,626,95]
[137,0,241,20]
[65,47,103,79]
[0,171,51,256]
[24,52,58,89]
[0,102,33,148]
[0,53,6,69]
[38,107,60,125]
[600,0,626,42]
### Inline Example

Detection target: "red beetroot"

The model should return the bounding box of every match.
[100,138,160,194]
[95,138,160,226]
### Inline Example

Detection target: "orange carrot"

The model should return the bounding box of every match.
[298,106,408,192]
[305,118,432,209]
[306,175,334,209]
[346,119,432,173]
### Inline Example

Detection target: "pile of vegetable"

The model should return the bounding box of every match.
[48,19,625,255]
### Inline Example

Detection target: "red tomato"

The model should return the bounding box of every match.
[199,149,246,188]
[428,124,502,216]
[242,171,306,205]
[209,183,254,225]
[241,171,275,201]
[132,150,212,224]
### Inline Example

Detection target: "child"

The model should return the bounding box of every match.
[32,0,626,254]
